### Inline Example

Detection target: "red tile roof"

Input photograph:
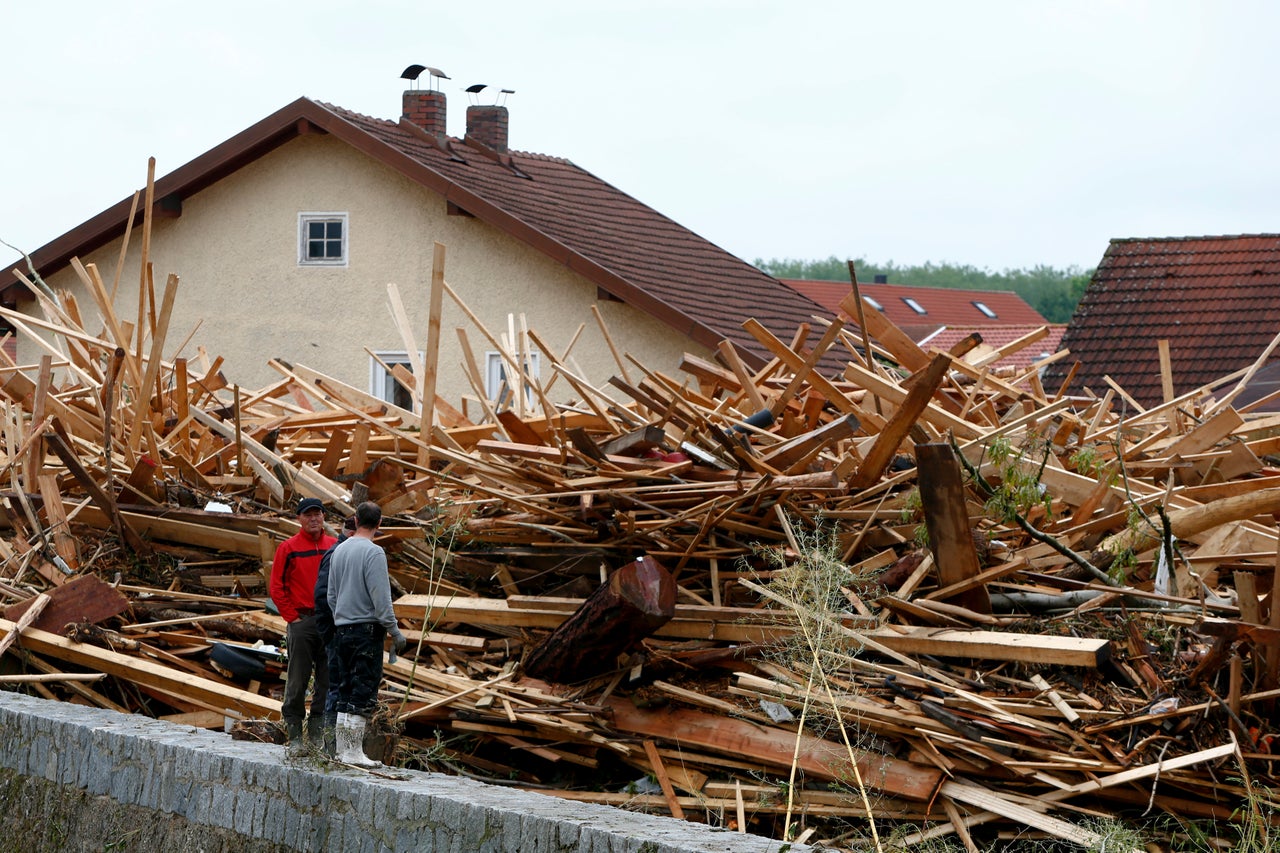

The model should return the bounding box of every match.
[1050,234,1280,407]
[4,97,829,370]
[918,325,1067,370]
[781,279,1047,328]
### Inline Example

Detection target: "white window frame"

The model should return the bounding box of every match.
[902,297,927,315]
[972,301,998,319]
[370,351,420,411]
[485,351,540,404]
[298,211,349,266]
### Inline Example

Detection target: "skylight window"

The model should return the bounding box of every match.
[864,296,883,311]
[973,301,998,319]
[902,297,927,315]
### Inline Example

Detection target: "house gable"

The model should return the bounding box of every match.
[7,95,827,374]
[33,131,704,401]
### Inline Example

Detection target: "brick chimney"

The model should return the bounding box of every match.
[403,89,447,136]
[465,105,508,153]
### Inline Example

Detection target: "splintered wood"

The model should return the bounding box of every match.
[3,237,1280,850]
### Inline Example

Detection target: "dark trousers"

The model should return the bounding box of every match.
[317,622,341,722]
[282,615,329,727]
[333,622,385,716]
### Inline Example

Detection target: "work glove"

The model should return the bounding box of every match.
[389,630,407,664]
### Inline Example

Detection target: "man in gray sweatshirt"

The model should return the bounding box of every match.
[326,501,406,766]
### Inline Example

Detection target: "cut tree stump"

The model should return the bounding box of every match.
[916,442,992,614]
[522,555,675,683]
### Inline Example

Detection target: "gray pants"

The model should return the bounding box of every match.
[282,615,329,734]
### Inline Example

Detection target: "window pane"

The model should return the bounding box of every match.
[308,240,325,258]
[325,221,342,240]
[309,222,325,239]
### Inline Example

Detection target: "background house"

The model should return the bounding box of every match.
[2,83,828,417]
[1050,234,1280,408]
[782,277,1062,370]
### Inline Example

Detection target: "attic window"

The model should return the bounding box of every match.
[973,301,998,319]
[863,296,883,311]
[902,297,927,315]
[298,212,348,266]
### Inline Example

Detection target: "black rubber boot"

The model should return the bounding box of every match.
[306,715,324,746]
[284,717,303,742]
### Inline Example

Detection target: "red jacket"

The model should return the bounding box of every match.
[270,530,337,623]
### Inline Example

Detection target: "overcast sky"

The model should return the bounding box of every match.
[4,1,1277,276]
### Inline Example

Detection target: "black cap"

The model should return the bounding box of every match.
[297,497,324,514]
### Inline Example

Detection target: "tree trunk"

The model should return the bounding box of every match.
[523,555,675,683]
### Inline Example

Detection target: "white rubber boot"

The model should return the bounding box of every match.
[337,712,378,767]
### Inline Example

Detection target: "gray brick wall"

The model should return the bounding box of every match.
[0,691,807,852]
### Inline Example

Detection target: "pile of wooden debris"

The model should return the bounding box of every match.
[4,241,1280,852]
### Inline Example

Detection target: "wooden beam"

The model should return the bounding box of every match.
[849,353,952,490]
[0,619,278,719]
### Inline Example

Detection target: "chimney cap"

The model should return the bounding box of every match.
[401,64,449,91]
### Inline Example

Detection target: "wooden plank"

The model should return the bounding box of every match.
[0,619,278,719]
[0,593,48,658]
[642,740,686,819]
[61,501,262,555]
[418,241,447,466]
[866,626,1111,668]
[941,781,1111,848]
[838,290,929,372]
[2,573,128,633]
[45,420,152,557]
[844,359,983,441]
[849,354,952,490]
[761,413,859,474]
[38,472,79,570]
[608,698,944,802]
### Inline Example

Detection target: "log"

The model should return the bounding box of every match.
[915,442,991,613]
[522,555,675,682]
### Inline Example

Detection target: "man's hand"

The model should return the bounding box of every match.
[388,630,407,664]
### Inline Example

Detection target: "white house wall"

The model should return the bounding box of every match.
[25,133,711,415]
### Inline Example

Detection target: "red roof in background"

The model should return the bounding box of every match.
[1049,235,1280,407]
[919,325,1067,370]
[4,97,830,372]
[782,279,1048,328]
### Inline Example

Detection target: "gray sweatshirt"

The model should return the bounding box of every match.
[326,536,400,636]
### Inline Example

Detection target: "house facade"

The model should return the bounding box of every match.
[4,87,827,417]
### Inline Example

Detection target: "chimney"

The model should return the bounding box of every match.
[873,274,888,284]
[466,105,509,153]
[403,89,447,136]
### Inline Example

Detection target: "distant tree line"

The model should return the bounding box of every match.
[755,256,1093,324]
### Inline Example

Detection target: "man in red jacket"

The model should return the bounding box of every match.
[270,497,337,745]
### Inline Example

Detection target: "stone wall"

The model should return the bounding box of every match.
[0,691,805,852]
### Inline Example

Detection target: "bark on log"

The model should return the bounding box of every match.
[523,555,675,683]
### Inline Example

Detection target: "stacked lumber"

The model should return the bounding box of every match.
[4,237,1280,851]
